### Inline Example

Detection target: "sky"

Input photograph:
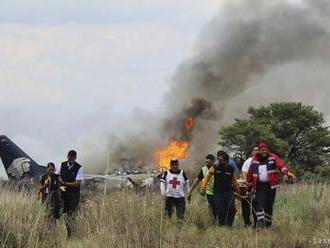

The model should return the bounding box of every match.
[0,0,221,177]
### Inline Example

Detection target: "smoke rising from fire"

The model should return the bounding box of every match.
[104,0,330,172]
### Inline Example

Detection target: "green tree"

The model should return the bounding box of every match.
[219,102,330,171]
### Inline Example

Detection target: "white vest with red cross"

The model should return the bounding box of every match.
[164,170,187,198]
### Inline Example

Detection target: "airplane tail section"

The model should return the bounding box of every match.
[0,135,46,180]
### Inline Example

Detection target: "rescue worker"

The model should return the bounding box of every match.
[201,151,240,227]
[187,154,216,219]
[160,159,190,223]
[247,143,288,228]
[39,162,62,220]
[57,150,84,237]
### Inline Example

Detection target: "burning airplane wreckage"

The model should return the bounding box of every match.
[69,98,213,192]
[93,99,215,191]
[84,99,213,191]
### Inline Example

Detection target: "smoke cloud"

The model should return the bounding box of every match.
[103,0,330,172]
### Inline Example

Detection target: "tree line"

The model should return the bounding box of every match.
[219,102,330,178]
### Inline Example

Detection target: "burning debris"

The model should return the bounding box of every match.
[184,117,194,136]
[163,98,212,141]
[152,98,212,170]
[154,99,213,170]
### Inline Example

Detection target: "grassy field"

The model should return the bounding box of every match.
[0,182,329,248]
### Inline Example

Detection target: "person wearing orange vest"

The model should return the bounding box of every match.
[247,143,288,228]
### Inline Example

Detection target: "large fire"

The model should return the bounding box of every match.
[155,116,194,170]
[155,140,189,170]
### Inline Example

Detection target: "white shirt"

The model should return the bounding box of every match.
[160,170,189,198]
[75,167,84,180]
[242,157,253,173]
[258,164,269,182]
[56,162,84,180]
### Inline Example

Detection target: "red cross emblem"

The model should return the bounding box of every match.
[169,177,181,188]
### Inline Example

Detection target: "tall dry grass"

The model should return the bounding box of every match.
[0,187,67,248]
[0,182,329,247]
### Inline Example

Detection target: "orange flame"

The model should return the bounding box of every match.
[155,140,189,170]
[185,117,194,131]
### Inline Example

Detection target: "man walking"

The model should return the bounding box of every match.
[201,152,239,227]
[247,144,288,228]
[58,150,84,237]
[160,159,190,224]
[187,154,216,219]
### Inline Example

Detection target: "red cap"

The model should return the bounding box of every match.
[258,143,268,150]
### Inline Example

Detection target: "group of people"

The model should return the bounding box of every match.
[38,144,295,235]
[38,150,84,237]
[160,143,296,228]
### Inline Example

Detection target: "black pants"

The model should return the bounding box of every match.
[252,198,257,227]
[165,197,185,221]
[255,182,276,227]
[62,191,80,214]
[214,192,235,226]
[241,196,252,226]
[240,195,258,226]
[42,192,61,219]
[61,191,80,236]
[206,194,217,220]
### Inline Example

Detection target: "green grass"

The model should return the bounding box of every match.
[0,183,329,247]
